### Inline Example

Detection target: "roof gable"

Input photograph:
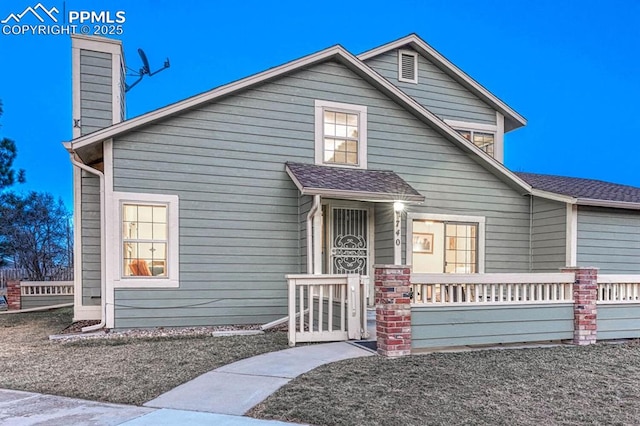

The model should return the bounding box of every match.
[66,36,532,196]
[358,34,526,132]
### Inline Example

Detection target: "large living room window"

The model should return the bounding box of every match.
[315,100,367,168]
[113,192,179,288]
[408,213,485,274]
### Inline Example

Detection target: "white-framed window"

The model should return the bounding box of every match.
[113,192,179,288]
[444,118,503,161]
[314,100,367,168]
[398,49,418,84]
[457,129,495,157]
[406,213,485,274]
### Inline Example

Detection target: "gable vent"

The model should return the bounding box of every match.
[398,50,418,83]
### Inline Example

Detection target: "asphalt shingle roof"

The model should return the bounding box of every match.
[286,162,424,202]
[516,172,640,204]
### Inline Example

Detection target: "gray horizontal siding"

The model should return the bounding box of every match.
[80,49,112,134]
[112,60,531,328]
[81,171,101,305]
[22,295,73,310]
[597,304,640,340]
[364,49,496,125]
[374,204,394,266]
[577,207,640,273]
[299,196,311,274]
[531,197,566,272]
[412,304,574,349]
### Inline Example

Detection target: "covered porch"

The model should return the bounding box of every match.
[285,162,424,345]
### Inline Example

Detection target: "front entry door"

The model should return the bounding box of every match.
[329,207,370,275]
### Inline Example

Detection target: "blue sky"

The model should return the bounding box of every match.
[0,0,638,208]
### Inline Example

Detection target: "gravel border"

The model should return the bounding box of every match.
[50,323,283,342]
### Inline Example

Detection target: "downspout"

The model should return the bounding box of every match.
[306,195,321,274]
[69,153,107,332]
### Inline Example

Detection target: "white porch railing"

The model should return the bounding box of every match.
[411,273,575,305]
[597,275,640,303]
[21,281,74,296]
[287,274,365,346]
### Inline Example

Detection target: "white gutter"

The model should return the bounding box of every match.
[306,195,321,274]
[577,198,640,211]
[69,154,107,332]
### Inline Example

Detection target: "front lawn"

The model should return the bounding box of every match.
[0,308,288,405]
[251,343,640,425]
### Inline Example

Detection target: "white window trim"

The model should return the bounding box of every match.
[314,100,367,169]
[111,192,180,288]
[406,212,486,273]
[398,49,418,84]
[445,118,504,163]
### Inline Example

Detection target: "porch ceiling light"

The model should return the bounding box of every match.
[393,201,405,212]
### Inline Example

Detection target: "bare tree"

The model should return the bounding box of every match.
[0,192,72,280]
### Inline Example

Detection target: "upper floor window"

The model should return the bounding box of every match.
[398,49,418,84]
[315,100,367,168]
[444,118,502,161]
[456,130,495,157]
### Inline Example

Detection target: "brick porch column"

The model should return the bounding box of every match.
[374,265,412,357]
[6,280,21,310]
[562,267,599,345]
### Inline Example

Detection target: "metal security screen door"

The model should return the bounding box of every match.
[330,208,369,275]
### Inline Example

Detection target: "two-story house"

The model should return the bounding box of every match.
[65,34,640,330]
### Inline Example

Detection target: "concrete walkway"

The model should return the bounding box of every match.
[145,342,374,415]
[0,341,374,425]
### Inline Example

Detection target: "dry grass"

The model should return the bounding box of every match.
[0,308,288,405]
[251,343,640,425]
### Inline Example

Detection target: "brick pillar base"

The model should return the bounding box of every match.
[375,265,411,357]
[6,280,21,310]
[562,267,598,345]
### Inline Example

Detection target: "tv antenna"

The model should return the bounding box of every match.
[125,48,170,92]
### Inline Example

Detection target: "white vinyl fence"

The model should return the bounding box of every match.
[287,274,366,346]
[411,273,575,305]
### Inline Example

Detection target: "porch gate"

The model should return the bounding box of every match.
[287,274,368,346]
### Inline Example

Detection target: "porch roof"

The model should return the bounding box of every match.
[285,162,425,203]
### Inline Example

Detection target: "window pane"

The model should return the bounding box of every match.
[333,151,347,164]
[153,223,167,240]
[324,149,335,163]
[324,123,335,137]
[322,109,361,166]
[457,130,471,141]
[138,205,153,222]
[153,206,167,223]
[123,205,137,221]
[123,222,137,239]
[138,242,154,258]
[138,222,153,239]
[324,111,335,124]
[325,138,335,151]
